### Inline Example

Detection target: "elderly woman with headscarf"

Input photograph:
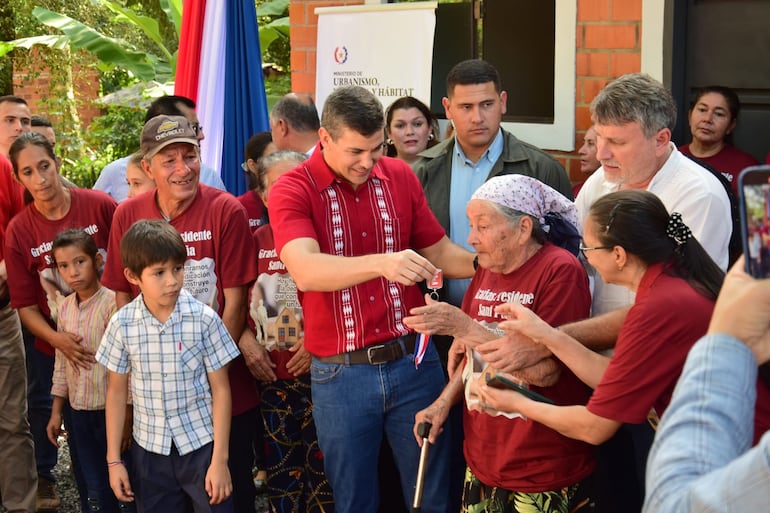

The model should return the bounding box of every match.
[406,175,596,513]
[475,190,725,510]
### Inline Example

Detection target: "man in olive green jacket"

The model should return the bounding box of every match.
[416,129,572,232]
[414,59,571,304]
[412,60,572,513]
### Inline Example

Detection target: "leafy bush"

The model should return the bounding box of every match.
[84,104,144,157]
[60,104,144,188]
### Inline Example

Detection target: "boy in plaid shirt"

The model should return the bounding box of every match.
[97,220,239,512]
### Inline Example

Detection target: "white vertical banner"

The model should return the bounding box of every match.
[315,2,437,114]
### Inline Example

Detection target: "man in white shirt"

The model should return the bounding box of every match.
[575,73,731,319]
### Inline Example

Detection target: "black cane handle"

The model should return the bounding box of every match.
[416,421,432,440]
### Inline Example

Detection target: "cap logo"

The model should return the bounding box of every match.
[155,120,185,141]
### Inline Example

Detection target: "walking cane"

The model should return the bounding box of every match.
[412,421,432,513]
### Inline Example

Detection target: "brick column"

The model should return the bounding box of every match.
[289,0,364,95]
[555,0,642,184]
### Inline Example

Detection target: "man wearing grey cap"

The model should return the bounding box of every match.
[101,115,261,513]
[94,95,227,202]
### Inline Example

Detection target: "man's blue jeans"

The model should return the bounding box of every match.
[310,340,450,513]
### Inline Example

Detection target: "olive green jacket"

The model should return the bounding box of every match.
[414,130,573,233]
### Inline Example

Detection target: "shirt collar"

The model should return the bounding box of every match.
[132,288,193,327]
[75,285,108,309]
[305,141,389,192]
[453,128,504,166]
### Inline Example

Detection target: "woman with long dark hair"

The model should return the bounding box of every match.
[475,190,724,503]
[6,131,118,512]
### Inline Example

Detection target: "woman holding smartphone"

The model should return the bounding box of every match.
[476,190,723,501]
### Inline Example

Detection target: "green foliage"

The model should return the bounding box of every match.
[100,68,134,95]
[257,0,290,71]
[0,1,14,94]
[1,1,180,82]
[264,73,291,98]
[5,0,291,183]
[4,0,180,187]
[84,104,144,158]
[60,105,144,188]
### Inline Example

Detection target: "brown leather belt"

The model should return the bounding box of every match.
[316,334,417,365]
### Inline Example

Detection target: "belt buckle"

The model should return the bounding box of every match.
[366,344,389,365]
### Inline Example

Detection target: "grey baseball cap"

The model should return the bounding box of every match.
[140,115,199,159]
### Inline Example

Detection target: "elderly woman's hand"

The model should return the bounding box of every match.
[475,334,552,375]
[413,397,451,446]
[404,294,474,338]
[286,338,312,377]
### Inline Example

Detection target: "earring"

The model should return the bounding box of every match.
[428,133,434,141]
[386,139,393,145]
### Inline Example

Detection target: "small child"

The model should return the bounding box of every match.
[125,151,155,199]
[45,228,131,513]
[96,220,239,513]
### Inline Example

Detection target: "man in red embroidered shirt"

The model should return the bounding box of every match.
[270,86,474,513]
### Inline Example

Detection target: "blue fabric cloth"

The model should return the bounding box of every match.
[445,129,504,306]
[93,156,226,202]
[96,289,240,456]
[310,341,449,513]
[222,0,270,196]
[643,333,770,512]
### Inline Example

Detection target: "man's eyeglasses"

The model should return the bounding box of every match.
[191,123,203,137]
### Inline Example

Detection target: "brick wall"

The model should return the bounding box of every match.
[554,0,642,185]
[289,0,364,94]
[13,58,102,131]
[289,0,643,188]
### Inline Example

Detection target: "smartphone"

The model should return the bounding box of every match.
[739,165,770,278]
[485,372,555,405]
[738,166,770,390]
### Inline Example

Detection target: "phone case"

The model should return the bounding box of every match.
[483,368,555,404]
[739,165,770,278]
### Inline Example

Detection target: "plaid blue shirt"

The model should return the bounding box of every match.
[96,288,239,455]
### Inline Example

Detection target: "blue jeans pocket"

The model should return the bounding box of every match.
[310,360,344,384]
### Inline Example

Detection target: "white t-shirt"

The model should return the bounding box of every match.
[575,143,731,316]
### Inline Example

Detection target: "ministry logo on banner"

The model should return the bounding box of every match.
[314,2,437,113]
[334,46,348,64]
